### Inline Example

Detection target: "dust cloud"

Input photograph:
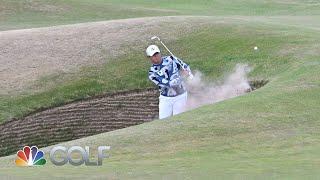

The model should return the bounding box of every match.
[185,64,252,110]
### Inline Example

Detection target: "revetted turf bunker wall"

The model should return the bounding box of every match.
[0,80,268,157]
[0,88,159,156]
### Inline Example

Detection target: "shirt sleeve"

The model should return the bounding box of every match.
[171,56,192,72]
[148,68,170,88]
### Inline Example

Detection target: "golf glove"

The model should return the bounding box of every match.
[169,78,181,87]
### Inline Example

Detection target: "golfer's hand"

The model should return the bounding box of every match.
[181,69,194,80]
[181,69,190,77]
[169,78,181,87]
[188,73,194,80]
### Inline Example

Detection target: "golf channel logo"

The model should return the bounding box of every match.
[15,146,46,166]
[15,145,110,166]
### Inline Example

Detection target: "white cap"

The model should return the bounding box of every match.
[146,45,160,57]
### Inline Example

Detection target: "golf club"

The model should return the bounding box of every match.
[151,36,193,79]
[151,36,175,57]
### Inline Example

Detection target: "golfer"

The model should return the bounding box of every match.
[146,45,193,119]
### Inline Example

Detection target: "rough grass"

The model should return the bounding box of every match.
[0,64,319,178]
[0,0,320,179]
[1,0,320,30]
[0,16,202,95]
[0,16,316,123]
[0,15,319,178]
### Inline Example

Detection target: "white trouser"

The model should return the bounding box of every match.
[158,92,188,119]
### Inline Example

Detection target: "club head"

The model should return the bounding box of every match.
[151,36,160,41]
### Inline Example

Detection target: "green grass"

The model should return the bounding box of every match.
[0,62,319,178]
[0,0,320,179]
[0,16,320,178]
[0,18,315,123]
[1,0,320,30]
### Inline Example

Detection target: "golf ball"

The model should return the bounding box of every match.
[254,46,258,50]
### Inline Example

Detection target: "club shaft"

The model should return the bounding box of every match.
[159,40,174,57]
[154,36,189,73]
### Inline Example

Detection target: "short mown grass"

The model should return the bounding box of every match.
[1,0,320,30]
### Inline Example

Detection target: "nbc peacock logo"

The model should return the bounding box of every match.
[15,146,46,166]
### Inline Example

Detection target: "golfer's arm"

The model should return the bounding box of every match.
[148,71,170,87]
[172,56,192,72]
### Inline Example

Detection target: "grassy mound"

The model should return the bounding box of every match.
[0,15,319,178]
[1,16,316,123]
[0,0,319,179]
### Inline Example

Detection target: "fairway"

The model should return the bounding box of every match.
[0,0,319,179]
